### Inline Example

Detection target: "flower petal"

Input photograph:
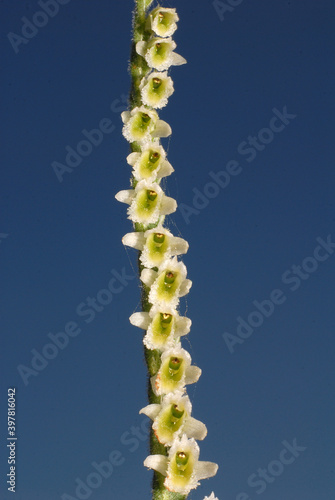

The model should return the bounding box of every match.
[160,196,177,215]
[153,119,172,138]
[122,231,145,250]
[179,278,192,297]
[135,40,146,57]
[126,151,139,166]
[194,461,218,481]
[129,311,150,329]
[159,159,174,178]
[170,236,189,256]
[144,454,168,476]
[183,417,207,441]
[185,365,202,385]
[175,316,192,337]
[171,51,187,66]
[115,189,134,205]
[139,403,161,420]
[121,110,130,124]
[141,268,158,287]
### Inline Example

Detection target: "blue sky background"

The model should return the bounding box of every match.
[1,1,335,499]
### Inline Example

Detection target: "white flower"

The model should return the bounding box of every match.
[140,71,174,109]
[115,180,177,225]
[136,38,186,71]
[151,344,201,395]
[126,144,174,182]
[141,256,192,309]
[204,493,219,500]
[144,435,218,495]
[123,225,188,268]
[147,7,179,38]
[121,106,171,144]
[140,391,207,446]
[130,304,191,350]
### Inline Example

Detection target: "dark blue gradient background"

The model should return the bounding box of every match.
[1,1,334,499]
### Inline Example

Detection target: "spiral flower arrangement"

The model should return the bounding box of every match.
[116,2,218,498]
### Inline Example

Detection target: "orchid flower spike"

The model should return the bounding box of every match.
[126,144,174,182]
[130,304,191,350]
[147,6,180,38]
[151,344,201,396]
[140,71,174,109]
[144,434,218,495]
[119,3,219,498]
[121,106,171,144]
[139,391,207,446]
[123,225,188,268]
[115,180,176,225]
[141,256,192,309]
[136,37,186,71]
